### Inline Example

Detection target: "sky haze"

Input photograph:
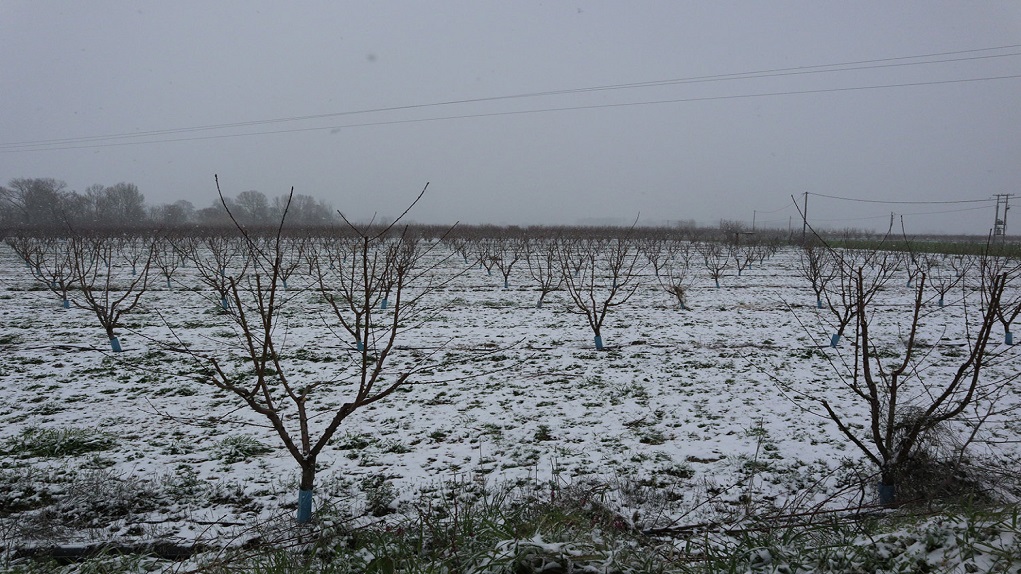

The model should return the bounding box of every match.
[2,2,1019,234]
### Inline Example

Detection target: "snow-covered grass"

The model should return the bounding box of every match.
[1,240,1019,571]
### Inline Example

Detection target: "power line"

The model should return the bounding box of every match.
[2,43,1020,151]
[808,204,993,228]
[809,192,996,205]
[754,203,795,215]
[813,213,892,223]
[898,205,993,216]
[4,73,1021,153]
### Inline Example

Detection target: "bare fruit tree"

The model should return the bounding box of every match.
[819,268,1011,505]
[8,235,74,309]
[657,242,693,311]
[68,233,153,351]
[696,240,730,289]
[169,180,465,523]
[797,241,834,309]
[927,253,965,308]
[821,247,899,347]
[980,249,1021,345]
[490,233,526,289]
[558,231,645,350]
[524,236,564,309]
[187,234,250,310]
[151,234,189,289]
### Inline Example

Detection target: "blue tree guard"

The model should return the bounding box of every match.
[594,335,604,350]
[110,337,123,353]
[380,297,388,310]
[878,482,895,506]
[220,296,230,310]
[816,297,823,309]
[297,489,313,524]
[830,333,840,347]
[1007,331,1014,345]
[938,296,944,308]
[62,298,70,309]
[503,279,509,289]
[356,340,365,352]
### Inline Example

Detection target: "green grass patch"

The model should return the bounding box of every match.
[2,426,116,458]
[214,435,274,464]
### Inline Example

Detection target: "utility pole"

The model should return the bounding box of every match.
[801,191,808,242]
[752,210,757,232]
[992,194,1014,240]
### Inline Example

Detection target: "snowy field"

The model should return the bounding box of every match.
[1,240,1019,548]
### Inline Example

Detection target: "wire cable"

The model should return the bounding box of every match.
[2,43,1020,151]
[810,192,996,205]
[4,73,1020,153]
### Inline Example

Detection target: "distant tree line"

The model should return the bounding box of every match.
[0,177,336,231]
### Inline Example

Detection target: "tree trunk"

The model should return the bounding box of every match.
[105,326,122,352]
[297,460,315,524]
[878,466,896,506]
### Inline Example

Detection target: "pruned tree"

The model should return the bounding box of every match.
[167,179,474,523]
[696,240,730,288]
[8,235,74,308]
[657,243,693,310]
[117,235,152,277]
[491,235,526,289]
[638,237,668,278]
[980,249,1021,345]
[151,235,189,289]
[821,247,899,347]
[67,234,153,351]
[927,253,965,308]
[524,237,564,309]
[188,235,250,310]
[797,242,835,309]
[558,231,645,350]
[819,269,1011,505]
[732,241,758,277]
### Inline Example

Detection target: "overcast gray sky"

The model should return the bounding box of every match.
[2,2,1019,233]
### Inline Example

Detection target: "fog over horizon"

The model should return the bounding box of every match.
[2,2,1019,236]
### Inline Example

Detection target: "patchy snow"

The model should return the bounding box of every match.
[0,242,1018,549]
